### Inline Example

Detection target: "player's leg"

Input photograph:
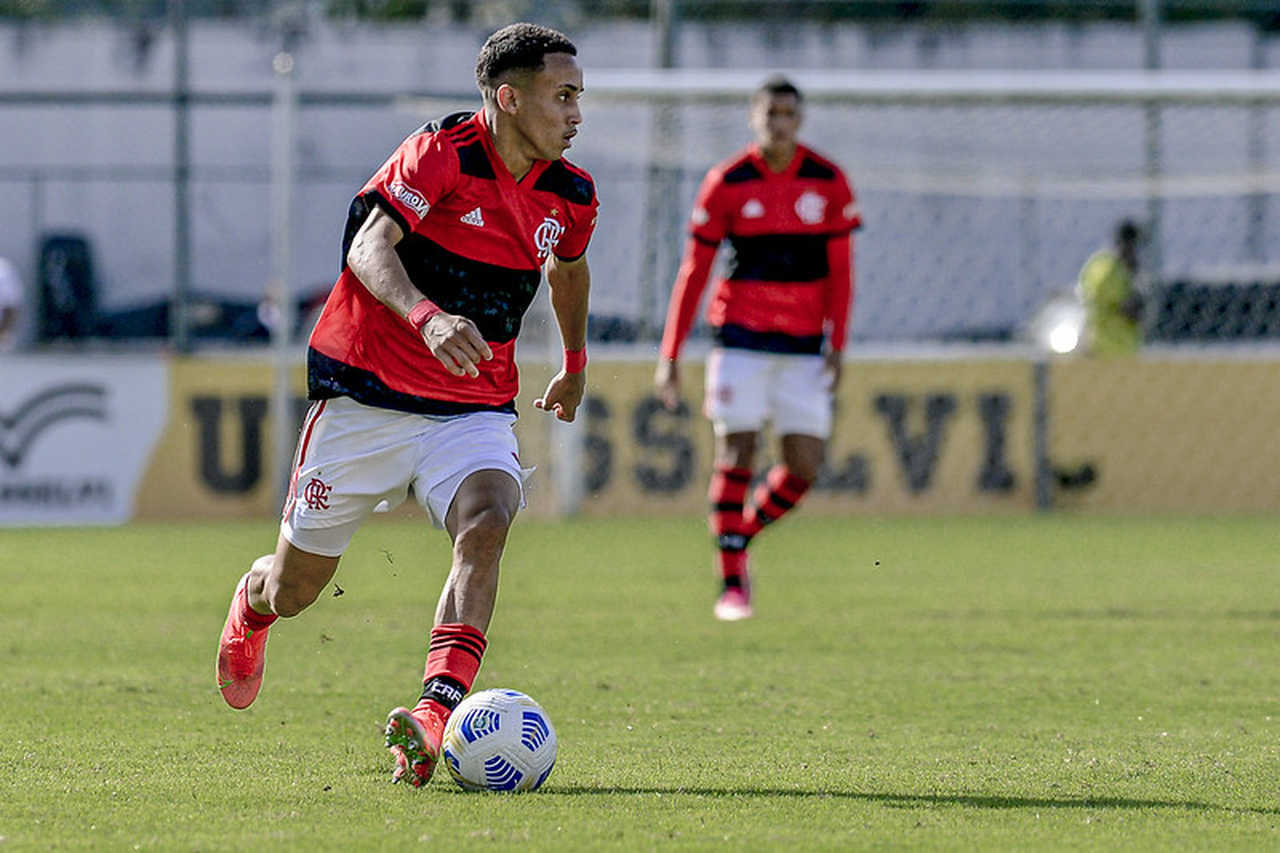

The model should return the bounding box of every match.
[703,347,770,621]
[386,413,526,786]
[710,430,758,620]
[218,397,413,710]
[218,537,340,709]
[743,354,831,538]
[743,432,822,535]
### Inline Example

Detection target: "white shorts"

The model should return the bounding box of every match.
[704,347,833,439]
[281,396,530,557]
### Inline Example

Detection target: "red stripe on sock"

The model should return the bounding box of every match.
[717,548,749,584]
[709,465,753,536]
[239,582,277,630]
[745,465,811,534]
[422,623,487,692]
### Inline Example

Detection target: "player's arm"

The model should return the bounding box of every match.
[534,252,591,422]
[822,171,860,392]
[822,233,853,392]
[656,169,726,411]
[656,236,718,410]
[346,206,491,378]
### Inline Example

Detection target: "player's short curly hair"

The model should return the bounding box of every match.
[475,23,577,101]
[754,75,803,103]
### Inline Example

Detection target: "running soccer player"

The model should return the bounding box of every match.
[655,76,860,622]
[216,22,597,788]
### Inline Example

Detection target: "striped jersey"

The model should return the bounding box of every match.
[660,143,860,358]
[307,110,598,415]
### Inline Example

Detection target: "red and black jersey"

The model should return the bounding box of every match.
[308,110,599,415]
[660,143,860,358]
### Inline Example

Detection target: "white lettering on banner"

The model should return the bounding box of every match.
[0,357,168,526]
[388,181,430,218]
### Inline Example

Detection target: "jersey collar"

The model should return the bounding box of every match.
[748,142,805,180]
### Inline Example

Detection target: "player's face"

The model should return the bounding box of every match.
[514,52,584,161]
[749,92,802,150]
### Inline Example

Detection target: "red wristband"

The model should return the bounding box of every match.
[407,298,441,331]
[563,347,587,374]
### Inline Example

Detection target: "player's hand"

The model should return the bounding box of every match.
[654,359,681,411]
[822,350,843,393]
[420,312,492,378]
[534,370,586,422]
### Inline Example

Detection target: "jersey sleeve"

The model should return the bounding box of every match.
[829,169,862,234]
[824,234,854,352]
[553,192,599,262]
[368,131,460,236]
[688,168,730,246]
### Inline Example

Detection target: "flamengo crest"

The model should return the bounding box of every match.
[303,477,332,510]
[533,216,565,260]
[794,190,827,225]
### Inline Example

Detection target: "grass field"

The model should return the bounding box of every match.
[3,514,1279,850]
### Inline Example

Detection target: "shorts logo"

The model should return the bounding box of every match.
[795,191,827,225]
[303,477,332,510]
[387,181,430,219]
[533,216,565,260]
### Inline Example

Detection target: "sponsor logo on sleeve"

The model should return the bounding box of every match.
[690,207,710,226]
[387,181,431,219]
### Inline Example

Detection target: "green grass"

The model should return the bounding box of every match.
[2,515,1279,850]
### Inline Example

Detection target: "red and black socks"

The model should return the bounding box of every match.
[416,622,487,717]
[744,465,812,537]
[709,464,753,588]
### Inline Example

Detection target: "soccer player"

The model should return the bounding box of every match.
[654,76,860,621]
[1078,218,1143,356]
[215,23,597,788]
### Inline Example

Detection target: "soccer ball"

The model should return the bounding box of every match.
[441,689,557,792]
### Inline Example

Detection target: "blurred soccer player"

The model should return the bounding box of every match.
[216,22,598,788]
[655,76,861,621]
[1078,218,1143,356]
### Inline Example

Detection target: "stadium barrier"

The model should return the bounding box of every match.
[4,352,1280,525]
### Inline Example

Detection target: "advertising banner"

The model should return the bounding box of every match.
[1049,357,1280,513]
[543,358,1039,517]
[0,355,168,525]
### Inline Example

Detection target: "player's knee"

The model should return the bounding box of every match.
[454,502,514,551]
[787,460,821,484]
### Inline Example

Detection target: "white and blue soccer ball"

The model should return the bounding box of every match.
[441,689,557,792]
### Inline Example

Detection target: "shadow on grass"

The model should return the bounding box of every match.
[544,786,1279,816]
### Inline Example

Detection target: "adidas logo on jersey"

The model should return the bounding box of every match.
[741,199,765,218]
[460,207,485,227]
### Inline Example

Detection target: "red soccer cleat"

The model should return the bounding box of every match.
[385,705,446,787]
[714,585,754,622]
[217,572,271,709]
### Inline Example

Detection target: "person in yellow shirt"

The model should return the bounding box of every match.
[1077,219,1144,356]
